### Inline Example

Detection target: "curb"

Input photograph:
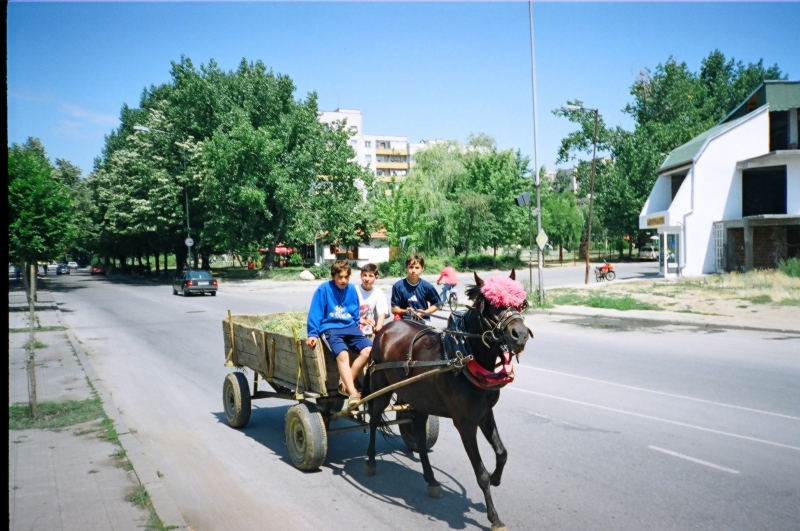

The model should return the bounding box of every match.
[533,308,800,335]
[58,310,189,530]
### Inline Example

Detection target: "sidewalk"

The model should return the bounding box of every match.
[8,284,188,530]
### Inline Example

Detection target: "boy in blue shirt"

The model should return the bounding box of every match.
[391,253,442,321]
[306,260,371,405]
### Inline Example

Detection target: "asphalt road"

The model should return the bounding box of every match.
[44,268,799,530]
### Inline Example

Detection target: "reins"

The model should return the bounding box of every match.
[369,297,528,377]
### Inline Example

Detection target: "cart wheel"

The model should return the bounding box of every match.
[223,372,251,429]
[285,403,328,471]
[606,271,616,281]
[398,410,439,453]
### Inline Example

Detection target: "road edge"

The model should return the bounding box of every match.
[60,311,189,530]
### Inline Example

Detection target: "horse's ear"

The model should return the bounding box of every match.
[509,268,516,281]
[473,271,484,287]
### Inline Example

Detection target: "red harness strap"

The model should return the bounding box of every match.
[464,350,515,389]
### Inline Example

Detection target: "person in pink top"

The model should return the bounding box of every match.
[436,262,458,304]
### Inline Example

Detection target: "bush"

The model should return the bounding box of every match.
[454,253,525,271]
[308,264,330,280]
[287,252,303,267]
[378,260,406,278]
[779,257,800,278]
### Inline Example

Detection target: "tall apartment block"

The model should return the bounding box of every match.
[318,108,430,184]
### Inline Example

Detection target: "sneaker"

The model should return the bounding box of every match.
[348,393,361,408]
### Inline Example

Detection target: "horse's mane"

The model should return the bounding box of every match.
[464,284,483,309]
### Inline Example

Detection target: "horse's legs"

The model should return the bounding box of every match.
[454,419,506,531]
[479,409,507,487]
[365,372,391,476]
[411,410,442,498]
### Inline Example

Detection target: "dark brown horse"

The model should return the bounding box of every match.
[363,270,532,531]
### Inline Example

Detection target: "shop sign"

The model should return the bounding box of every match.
[647,216,665,227]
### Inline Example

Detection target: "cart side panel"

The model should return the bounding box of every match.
[233,323,268,374]
[221,320,236,365]
[271,334,304,388]
[271,334,329,394]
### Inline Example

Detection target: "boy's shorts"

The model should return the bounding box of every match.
[322,325,372,357]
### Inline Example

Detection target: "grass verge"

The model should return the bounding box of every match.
[9,397,105,430]
[552,291,663,312]
[10,326,68,333]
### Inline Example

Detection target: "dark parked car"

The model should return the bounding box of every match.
[173,270,218,297]
[91,265,108,276]
[55,263,70,275]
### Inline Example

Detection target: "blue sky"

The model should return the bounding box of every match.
[7,2,800,176]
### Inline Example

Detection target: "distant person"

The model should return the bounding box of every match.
[356,263,388,336]
[14,265,21,282]
[306,260,372,406]
[247,260,255,270]
[436,262,458,304]
[391,254,441,321]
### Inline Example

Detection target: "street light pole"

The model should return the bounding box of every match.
[528,1,544,304]
[585,109,598,285]
[560,106,599,285]
[133,125,193,268]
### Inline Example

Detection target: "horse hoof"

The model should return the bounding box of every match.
[364,463,376,477]
[428,485,443,498]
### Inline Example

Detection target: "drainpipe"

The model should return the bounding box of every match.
[680,160,696,276]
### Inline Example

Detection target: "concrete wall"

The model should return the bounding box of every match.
[679,109,770,275]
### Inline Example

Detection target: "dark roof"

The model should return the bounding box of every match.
[720,80,800,124]
[659,109,763,173]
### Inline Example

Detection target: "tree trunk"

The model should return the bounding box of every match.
[265,213,285,270]
[628,239,633,261]
[28,263,38,418]
[163,250,169,276]
[559,244,563,265]
[175,244,188,273]
[464,218,473,269]
[193,249,199,270]
[201,252,210,271]
[492,247,498,269]
[155,252,160,274]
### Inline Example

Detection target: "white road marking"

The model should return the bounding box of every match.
[517,365,800,421]
[648,446,740,474]
[510,388,800,452]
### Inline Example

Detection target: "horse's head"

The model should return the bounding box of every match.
[465,269,532,355]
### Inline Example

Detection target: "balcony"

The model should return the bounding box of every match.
[375,161,409,170]
[376,147,408,156]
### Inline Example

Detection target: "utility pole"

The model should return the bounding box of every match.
[28,263,38,418]
[529,1,544,304]
[585,109,599,285]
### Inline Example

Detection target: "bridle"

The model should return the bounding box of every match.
[472,298,531,352]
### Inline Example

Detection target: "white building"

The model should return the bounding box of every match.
[318,108,431,185]
[639,80,800,277]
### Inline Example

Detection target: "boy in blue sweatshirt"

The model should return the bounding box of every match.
[306,260,371,404]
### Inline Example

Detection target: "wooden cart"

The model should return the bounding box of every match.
[221,311,440,471]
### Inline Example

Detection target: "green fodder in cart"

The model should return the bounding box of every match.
[254,312,309,338]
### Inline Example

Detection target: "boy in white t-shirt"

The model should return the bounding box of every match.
[355,263,389,336]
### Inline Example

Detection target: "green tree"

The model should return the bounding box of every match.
[554,50,785,257]
[8,138,75,265]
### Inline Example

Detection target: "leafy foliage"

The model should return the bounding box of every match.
[553,50,785,249]
[8,138,75,263]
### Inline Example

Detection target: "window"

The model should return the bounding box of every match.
[376,169,387,177]
[349,126,357,132]
[770,111,789,151]
[671,174,686,201]
[365,141,371,148]
[365,155,372,163]
[351,140,358,146]
[742,165,787,216]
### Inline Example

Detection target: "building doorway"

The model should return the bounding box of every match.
[663,233,681,277]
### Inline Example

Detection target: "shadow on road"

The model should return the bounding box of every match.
[212,405,491,530]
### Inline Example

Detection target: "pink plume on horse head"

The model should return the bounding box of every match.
[480,275,526,308]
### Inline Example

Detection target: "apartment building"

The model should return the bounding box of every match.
[318,108,429,184]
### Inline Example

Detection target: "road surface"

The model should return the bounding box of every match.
[45,269,799,530]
